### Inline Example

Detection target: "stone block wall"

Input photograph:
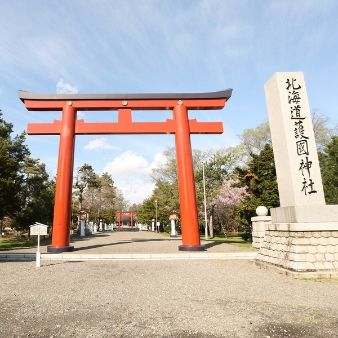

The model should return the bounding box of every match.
[256,228,338,274]
[251,216,271,250]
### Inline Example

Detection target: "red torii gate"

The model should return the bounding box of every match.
[19,90,232,253]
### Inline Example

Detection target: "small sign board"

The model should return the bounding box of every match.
[30,222,48,236]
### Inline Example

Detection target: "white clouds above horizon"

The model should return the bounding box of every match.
[56,78,78,94]
[84,138,121,151]
[102,150,167,204]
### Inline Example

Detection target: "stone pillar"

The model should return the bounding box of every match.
[170,219,177,237]
[151,219,155,232]
[80,220,85,237]
[251,206,271,250]
[87,221,93,234]
[257,72,338,277]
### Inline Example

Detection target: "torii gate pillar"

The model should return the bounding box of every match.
[174,103,202,250]
[49,103,77,252]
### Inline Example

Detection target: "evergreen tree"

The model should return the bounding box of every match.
[0,111,29,233]
[73,163,98,211]
[0,111,54,233]
[13,157,55,231]
[236,144,279,229]
[319,136,338,204]
[137,197,157,225]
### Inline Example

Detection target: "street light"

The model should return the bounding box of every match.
[155,199,158,232]
[202,163,208,240]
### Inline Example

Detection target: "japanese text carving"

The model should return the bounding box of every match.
[285,77,317,196]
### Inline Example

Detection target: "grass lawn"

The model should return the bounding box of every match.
[203,234,253,249]
[0,237,37,251]
[304,277,338,284]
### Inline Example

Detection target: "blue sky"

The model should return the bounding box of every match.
[1,0,338,203]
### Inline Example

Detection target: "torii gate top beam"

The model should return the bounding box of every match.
[19,89,232,135]
[18,89,232,111]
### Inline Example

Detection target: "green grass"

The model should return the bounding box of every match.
[304,277,338,284]
[0,237,36,250]
[203,234,253,249]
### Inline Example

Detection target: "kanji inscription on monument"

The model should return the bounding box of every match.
[264,72,325,207]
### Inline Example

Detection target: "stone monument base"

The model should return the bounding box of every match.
[251,215,271,250]
[256,222,338,278]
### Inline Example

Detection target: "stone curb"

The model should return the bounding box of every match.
[0,252,257,262]
[255,260,338,279]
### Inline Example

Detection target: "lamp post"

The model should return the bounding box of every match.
[155,199,158,232]
[202,163,208,240]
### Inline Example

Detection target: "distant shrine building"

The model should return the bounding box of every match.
[115,212,136,227]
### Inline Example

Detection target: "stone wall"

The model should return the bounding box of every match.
[256,227,338,275]
[251,216,271,250]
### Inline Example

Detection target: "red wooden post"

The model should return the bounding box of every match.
[173,102,204,251]
[47,103,77,252]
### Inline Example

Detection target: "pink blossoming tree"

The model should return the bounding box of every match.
[210,179,249,235]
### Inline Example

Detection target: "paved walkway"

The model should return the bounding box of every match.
[5,230,254,254]
[1,231,256,262]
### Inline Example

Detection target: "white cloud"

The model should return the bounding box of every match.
[102,150,165,204]
[84,138,121,151]
[56,78,78,94]
[77,111,86,119]
[103,150,150,177]
[149,152,167,171]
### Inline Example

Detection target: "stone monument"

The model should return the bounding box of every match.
[256,72,338,277]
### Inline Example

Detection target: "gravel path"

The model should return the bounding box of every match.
[9,231,252,254]
[1,259,338,337]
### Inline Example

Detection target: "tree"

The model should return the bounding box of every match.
[153,180,180,225]
[240,122,271,156]
[140,146,247,232]
[319,135,338,204]
[82,172,118,222]
[151,148,177,184]
[312,110,338,150]
[0,111,29,234]
[210,179,248,235]
[236,144,279,234]
[137,197,157,225]
[239,112,336,157]
[73,164,98,211]
[114,189,129,212]
[13,157,54,231]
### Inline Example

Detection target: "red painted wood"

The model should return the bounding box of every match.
[20,92,231,252]
[173,103,201,248]
[27,119,223,135]
[50,104,76,251]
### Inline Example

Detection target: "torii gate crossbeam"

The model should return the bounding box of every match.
[19,90,232,253]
